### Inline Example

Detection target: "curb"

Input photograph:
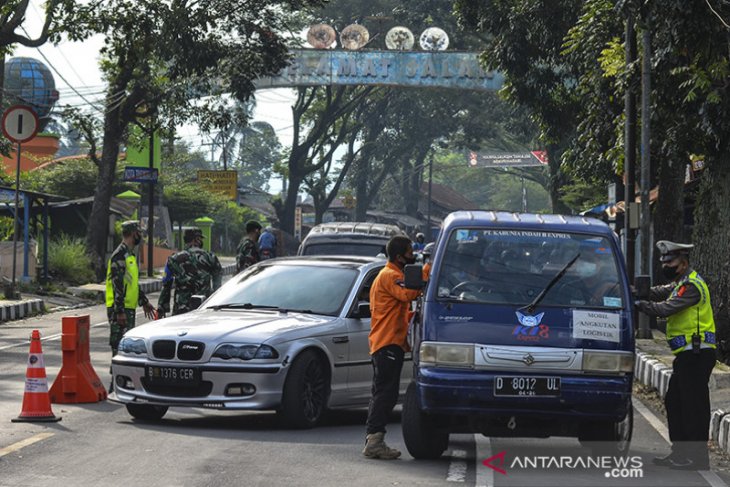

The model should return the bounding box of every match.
[635,348,730,453]
[0,298,45,322]
[70,262,238,299]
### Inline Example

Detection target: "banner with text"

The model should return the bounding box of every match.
[255,50,504,92]
[197,170,238,201]
[468,150,549,168]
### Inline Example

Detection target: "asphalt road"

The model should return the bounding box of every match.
[2,300,730,487]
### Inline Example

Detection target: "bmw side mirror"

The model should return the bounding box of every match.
[404,264,424,289]
[189,295,206,310]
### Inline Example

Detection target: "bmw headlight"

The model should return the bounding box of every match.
[419,342,474,368]
[582,351,634,374]
[212,344,279,360]
[118,337,147,355]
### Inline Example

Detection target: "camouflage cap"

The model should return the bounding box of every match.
[121,220,140,234]
[184,227,204,243]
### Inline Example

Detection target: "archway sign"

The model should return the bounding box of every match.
[1,104,39,299]
[255,50,504,91]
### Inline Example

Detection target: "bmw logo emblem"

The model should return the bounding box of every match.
[177,330,188,337]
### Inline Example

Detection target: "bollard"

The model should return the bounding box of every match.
[49,315,107,403]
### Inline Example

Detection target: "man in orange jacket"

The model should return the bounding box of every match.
[363,235,423,459]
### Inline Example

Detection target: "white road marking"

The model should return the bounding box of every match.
[0,314,142,351]
[446,449,467,482]
[0,432,54,458]
[634,397,728,487]
[474,434,494,487]
[633,397,670,443]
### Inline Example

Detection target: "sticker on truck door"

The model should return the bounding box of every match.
[571,310,620,343]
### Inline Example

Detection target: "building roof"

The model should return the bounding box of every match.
[419,181,478,211]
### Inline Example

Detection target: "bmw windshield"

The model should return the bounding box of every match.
[205,263,359,316]
[435,228,624,309]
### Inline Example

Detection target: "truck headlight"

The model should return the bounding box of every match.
[582,351,634,374]
[420,342,474,367]
[118,337,147,355]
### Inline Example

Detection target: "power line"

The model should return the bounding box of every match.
[19,25,104,112]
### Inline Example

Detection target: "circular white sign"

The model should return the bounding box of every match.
[2,105,39,144]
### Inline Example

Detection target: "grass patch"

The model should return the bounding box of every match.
[47,234,95,285]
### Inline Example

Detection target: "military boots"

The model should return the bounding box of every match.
[362,432,401,460]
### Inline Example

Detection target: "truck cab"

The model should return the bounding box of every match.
[403,211,635,459]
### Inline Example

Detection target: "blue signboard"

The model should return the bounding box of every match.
[123,166,158,183]
[255,50,504,92]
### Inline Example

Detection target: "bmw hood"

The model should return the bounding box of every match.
[127,308,336,344]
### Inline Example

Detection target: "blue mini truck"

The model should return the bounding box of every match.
[403,211,635,459]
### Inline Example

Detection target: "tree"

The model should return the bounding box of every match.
[454,0,584,213]
[235,121,282,191]
[57,0,323,278]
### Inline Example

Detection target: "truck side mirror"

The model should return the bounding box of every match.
[404,264,424,289]
[355,301,371,319]
[634,275,650,299]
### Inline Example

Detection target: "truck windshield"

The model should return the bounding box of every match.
[435,229,624,309]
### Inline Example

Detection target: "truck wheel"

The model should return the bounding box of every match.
[125,403,168,420]
[279,350,329,429]
[402,382,448,459]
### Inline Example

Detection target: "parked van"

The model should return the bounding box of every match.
[403,211,635,459]
[297,222,406,257]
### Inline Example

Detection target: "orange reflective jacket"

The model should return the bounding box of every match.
[369,261,421,354]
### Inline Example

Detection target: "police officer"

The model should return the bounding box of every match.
[157,228,222,317]
[106,221,155,357]
[236,220,262,272]
[636,240,716,470]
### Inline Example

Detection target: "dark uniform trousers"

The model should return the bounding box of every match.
[366,344,404,435]
[666,348,716,463]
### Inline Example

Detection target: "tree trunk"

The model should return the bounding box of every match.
[546,144,570,214]
[652,153,686,280]
[692,161,730,363]
[279,173,303,234]
[86,107,124,281]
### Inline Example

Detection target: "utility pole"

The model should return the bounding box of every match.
[426,153,433,242]
[624,11,637,282]
[147,127,155,277]
[638,15,653,339]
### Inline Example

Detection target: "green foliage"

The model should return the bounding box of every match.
[0,217,14,240]
[22,157,133,199]
[210,201,266,255]
[46,234,95,285]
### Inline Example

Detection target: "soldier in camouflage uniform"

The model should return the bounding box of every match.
[157,228,223,317]
[106,221,155,357]
[236,220,262,273]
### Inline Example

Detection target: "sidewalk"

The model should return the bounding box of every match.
[635,330,730,453]
[0,256,237,322]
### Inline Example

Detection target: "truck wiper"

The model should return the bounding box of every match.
[209,303,280,311]
[519,253,581,315]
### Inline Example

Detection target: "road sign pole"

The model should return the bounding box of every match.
[10,142,21,299]
[147,129,154,277]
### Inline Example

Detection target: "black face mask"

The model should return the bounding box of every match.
[133,233,142,246]
[662,265,680,281]
[402,255,416,265]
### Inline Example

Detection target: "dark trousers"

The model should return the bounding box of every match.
[665,348,716,463]
[366,345,404,435]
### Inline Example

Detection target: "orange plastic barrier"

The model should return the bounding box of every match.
[12,329,62,422]
[49,315,107,403]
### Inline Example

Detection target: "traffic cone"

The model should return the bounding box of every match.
[12,330,61,423]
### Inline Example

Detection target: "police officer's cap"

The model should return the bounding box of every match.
[184,228,204,242]
[121,220,139,235]
[656,240,693,262]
